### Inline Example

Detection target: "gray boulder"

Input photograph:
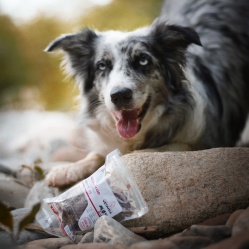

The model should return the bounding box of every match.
[122,148,249,238]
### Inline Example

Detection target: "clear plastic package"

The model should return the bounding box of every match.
[36,149,148,241]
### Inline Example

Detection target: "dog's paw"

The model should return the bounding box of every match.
[45,163,80,187]
[45,152,105,188]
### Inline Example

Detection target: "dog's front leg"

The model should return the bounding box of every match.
[45,152,105,188]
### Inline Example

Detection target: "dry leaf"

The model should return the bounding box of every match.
[0,202,13,231]
[18,203,41,232]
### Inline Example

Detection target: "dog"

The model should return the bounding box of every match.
[45,0,249,187]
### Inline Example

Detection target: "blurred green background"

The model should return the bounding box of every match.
[0,0,163,111]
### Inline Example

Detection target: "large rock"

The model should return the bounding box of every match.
[122,148,249,238]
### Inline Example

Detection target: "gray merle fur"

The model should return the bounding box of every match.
[46,0,249,153]
[162,0,249,148]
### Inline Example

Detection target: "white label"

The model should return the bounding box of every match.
[64,225,75,241]
[78,166,122,230]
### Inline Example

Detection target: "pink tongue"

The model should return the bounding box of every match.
[117,110,139,138]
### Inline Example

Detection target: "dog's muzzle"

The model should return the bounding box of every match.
[110,87,150,139]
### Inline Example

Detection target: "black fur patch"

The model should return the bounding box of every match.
[193,56,223,116]
[149,23,201,92]
[161,0,249,147]
[47,28,98,93]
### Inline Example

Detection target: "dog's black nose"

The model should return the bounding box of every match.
[110,87,133,106]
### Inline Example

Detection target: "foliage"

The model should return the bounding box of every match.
[0,15,29,107]
[18,203,41,233]
[0,0,163,110]
[80,0,162,31]
[0,202,13,231]
[0,15,77,110]
[18,17,78,110]
[21,164,45,186]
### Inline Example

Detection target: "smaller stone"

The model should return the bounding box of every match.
[130,240,176,249]
[93,216,146,246]
[203,228,249,249]
[0,164,16,177]
[19,244,45,249]
[226,209,245,228]
[128,226,159,239]
[16,165,34,188]
[169,236,213,249]
[131,236,213,249]
[21,237,73,249]
[232,208,249,235]
[61,243,128,249]
[198,213,231,226]
[24,181,60,208]
[181,225,231,242]
[78,232,94,244]
[0,238,17,249]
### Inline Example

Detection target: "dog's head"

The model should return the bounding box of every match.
[46,20,201,140]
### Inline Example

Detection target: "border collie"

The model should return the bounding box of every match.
[45,0,249,187]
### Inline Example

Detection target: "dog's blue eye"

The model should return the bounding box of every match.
[139,57,149,66]
[98,62,106,71]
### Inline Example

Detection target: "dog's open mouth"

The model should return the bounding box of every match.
[113,98,150,139]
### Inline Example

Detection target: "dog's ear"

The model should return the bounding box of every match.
[149,21,201,91]
[45,28,98,53]
[45,34,75,52]
[45,28,98,93]
[151,21,202,49]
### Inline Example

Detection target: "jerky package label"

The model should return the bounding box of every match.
[78,166,122,230]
